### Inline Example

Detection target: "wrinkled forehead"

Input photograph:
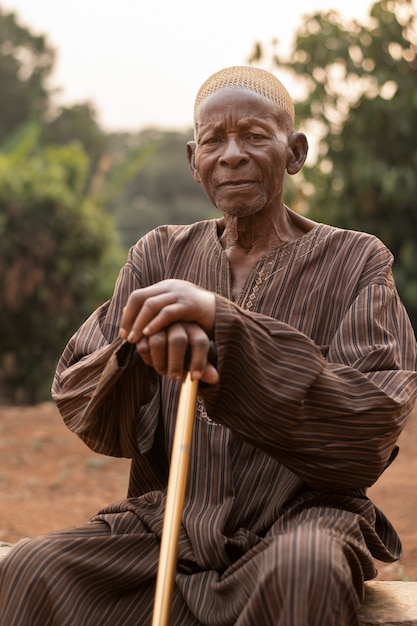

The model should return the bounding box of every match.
[194,66,295,124]
[194,88,287,137]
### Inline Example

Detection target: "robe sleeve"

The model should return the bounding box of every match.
[51,245,159,459]
[205,259,417,489]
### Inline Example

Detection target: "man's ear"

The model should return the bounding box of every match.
[187,141,201,183]
[286,132,308,175]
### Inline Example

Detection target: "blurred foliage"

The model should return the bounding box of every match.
[104,128,215,248]
[250,0,417,330]
[0,126,124,404]
[0,5,54,143]
[3,0,416,403]
[0,7,216,255]
[41,103,107,163]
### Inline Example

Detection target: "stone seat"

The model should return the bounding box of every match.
[359,581,417,625]
[1,544,416,624]
[0,542,13,560]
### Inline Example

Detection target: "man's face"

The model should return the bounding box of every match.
[190,88,292,218]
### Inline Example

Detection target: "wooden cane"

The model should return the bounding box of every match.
[151,372,199,626]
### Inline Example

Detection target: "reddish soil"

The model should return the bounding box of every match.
[1,402,416,581]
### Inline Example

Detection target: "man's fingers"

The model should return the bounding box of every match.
[136,332,168,376]
[120,292,177,342]
[200,363,219,385]
[185,324,211,381]
[165,324,191,380]
[119,280,216,342]
[118,280,218,383]
[135,323,218,384]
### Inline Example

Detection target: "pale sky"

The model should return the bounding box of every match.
[2,0,374,132]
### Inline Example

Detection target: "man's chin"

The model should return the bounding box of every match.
[215,203,264,218]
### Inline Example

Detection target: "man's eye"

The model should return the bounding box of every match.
[202,136,221,146]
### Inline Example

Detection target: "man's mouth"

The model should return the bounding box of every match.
[217,180,256,188]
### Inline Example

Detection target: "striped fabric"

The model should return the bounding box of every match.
[1,218,416,625]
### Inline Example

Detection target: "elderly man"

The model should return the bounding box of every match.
[1,66,416,626]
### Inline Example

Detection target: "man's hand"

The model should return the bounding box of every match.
[119,280,218,384]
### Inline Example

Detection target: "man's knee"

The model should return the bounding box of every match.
[273,523,350,583]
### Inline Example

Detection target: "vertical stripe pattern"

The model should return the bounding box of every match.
[1,219,416,625]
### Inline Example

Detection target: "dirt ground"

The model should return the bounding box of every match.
[1,401,416,581]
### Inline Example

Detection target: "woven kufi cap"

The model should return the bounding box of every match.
[194,66,295,122]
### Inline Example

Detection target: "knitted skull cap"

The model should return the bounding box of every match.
[194,66,295,122]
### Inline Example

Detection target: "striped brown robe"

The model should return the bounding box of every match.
[1,218,417,626]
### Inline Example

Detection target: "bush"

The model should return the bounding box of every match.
[0,143,123,404]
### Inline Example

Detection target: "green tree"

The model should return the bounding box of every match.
[0,5,54,142]
[250,0,417,329]
[41,102,115,199]
[106,129,215,248]
[41,102,107,164]
[0,133,123,404]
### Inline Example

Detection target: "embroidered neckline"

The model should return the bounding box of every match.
[198,221,334,425]
[196,395,223,426]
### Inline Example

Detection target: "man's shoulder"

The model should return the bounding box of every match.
[141,219,216,245]
[321,224,390,256]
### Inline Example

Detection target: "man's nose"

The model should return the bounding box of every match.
[219,137,249,167]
